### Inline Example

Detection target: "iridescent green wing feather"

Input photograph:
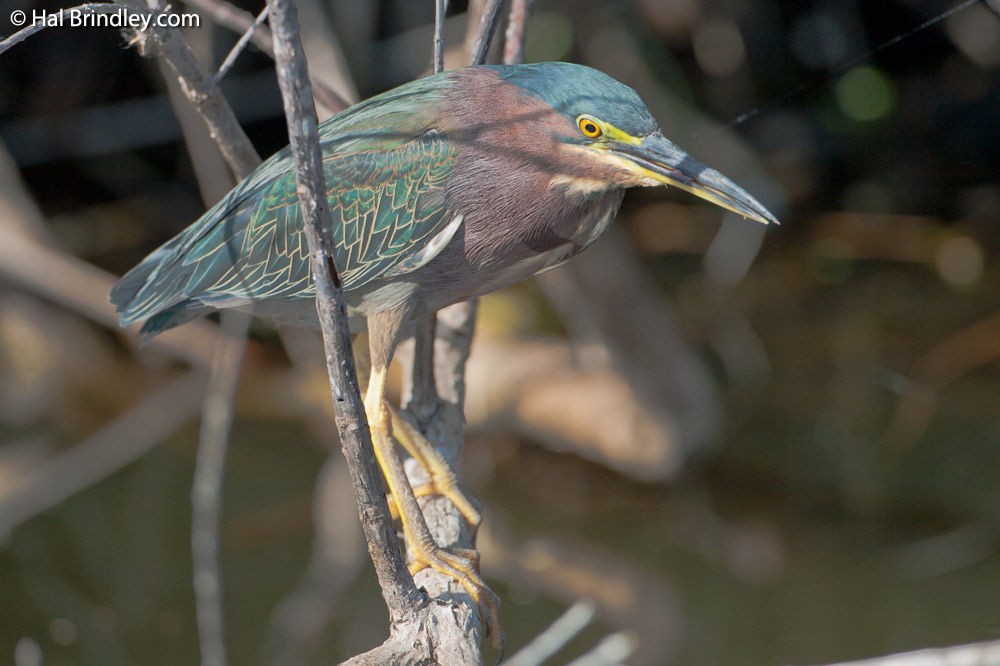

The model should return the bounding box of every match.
[114,131,456,330]
[225,129,455,298]
[111,72,460,337]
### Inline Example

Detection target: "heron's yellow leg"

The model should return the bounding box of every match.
[364,362,502,649]
[386,482,452,521]
[389,407,482,528]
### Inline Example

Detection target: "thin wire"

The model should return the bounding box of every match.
[724,0,984,131]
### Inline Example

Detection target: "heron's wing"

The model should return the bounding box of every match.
[111,129,458,336]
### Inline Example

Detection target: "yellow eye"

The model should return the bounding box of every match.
[578,116,602,138]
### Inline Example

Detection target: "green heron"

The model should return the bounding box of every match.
[111,61,776,642]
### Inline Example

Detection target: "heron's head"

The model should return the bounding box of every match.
[497,62,778,225]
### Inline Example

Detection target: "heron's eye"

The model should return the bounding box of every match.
[578,116,603,138]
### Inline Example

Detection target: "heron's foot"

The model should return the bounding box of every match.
[389,406,482,528]
[408,538,503,652]
[365,366,500,652]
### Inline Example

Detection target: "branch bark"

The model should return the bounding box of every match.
[184,0,352,113]
[325,2,514,663]
[266,0,424,632]
[120,0,261,176]
[503,0,535,66]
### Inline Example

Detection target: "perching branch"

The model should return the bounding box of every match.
[266,0,423,631]
[404,0,514,446]
[267,0,521,660]
[403,0,451,440]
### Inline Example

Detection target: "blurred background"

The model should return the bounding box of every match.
[2,0,1000,665]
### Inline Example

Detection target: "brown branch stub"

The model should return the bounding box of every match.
[265,0,423,629]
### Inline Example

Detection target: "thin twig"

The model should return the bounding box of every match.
[433,0,448,73]
[191,312,250,666]
[183,0,351,112]
[212,4,269,87]
[115,7,264,664]
[185,0,274,51]
[503,0,534,66]
[403,0,447,453]
[468,0,505,66]
[787,639,1000,666]
[45,6,259,665]
[504,600,597,666]
[120,0,261,175]
[563,632,637,666]
[160,31,256,666]
[266,0,422,626]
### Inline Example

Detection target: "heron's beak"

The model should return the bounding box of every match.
[612,132,779,225]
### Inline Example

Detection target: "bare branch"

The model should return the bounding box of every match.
[433,0,448,73]
[266,0,423,628]
[468,0,505,66]
[212,4,269,87]
[405,316,441,423]
[191,312,250,666]
[183,0,352,113]
[185,0,274,51]
[563,632,637,666]
[786,640,1000,666]
[503,0,535,65]
[120,0,260,176]
[130,15,265,664]
[504,600,597,666]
